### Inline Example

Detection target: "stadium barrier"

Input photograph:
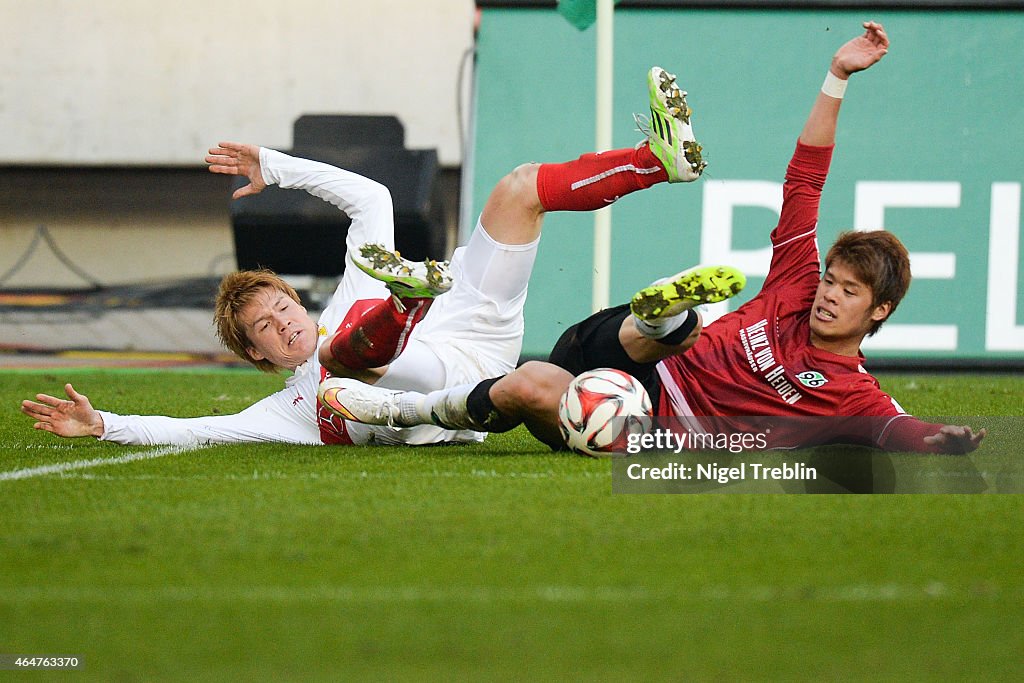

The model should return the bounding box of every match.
[471,1,1024,364]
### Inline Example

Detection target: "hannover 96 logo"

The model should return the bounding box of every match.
[796,371,828,388]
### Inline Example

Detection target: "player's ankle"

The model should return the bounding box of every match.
[633,309,698,343]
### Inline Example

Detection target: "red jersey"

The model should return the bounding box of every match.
[656,141,940,450]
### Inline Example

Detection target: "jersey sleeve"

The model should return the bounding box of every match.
[875,415,949,453]
[98,387,321,446]
[259,147,395,247]
[257,147,396,318]
[840,384,949,453]
[762,141,834,295]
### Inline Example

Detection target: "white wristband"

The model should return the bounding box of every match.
[821,71,848,99]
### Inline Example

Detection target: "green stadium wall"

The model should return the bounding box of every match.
[469,6,1024,362]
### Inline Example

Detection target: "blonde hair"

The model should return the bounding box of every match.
[214,270,302,372]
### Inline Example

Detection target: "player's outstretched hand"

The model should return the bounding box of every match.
[923,424,987,455]
[21,383,104,438]
[206,141,267,199]
[832,21,889,78]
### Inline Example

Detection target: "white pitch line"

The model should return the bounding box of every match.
[0,582,998,605]
[51,470,603,482]
[0,585,653,605]
[0,444,200,482]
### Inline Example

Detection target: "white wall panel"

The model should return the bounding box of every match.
[0,1,475,165]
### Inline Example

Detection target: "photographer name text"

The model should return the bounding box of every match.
[626,461,817,484]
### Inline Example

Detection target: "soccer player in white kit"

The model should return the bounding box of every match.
[21,67,712,447]
[22,143,538,446]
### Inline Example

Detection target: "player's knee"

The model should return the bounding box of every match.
[480,163,544,244]
[492,163,542,210]
[495,361,568,413]
[507,162,540,192]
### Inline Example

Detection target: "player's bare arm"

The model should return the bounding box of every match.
[800,22,889,147]
[206,141,266,199]
[20,383,104,438]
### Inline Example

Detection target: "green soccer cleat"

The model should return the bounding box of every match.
[635,66,707,183]
[630,265,746,321]
[351,243,453,300]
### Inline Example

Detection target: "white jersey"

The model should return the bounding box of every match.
[98,149,537,447]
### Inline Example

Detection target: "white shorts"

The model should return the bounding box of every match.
[377,220,539,393]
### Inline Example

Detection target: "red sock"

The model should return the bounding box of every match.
[536,145,668,211]
[328,297,432,370]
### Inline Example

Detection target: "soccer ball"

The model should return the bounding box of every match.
[557,368,653,457]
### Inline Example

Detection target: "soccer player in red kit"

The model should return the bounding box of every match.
[324,21,986,455]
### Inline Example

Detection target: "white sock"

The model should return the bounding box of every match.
[404,384,477,430]
[632,309,693,340]
[393,390,427,427]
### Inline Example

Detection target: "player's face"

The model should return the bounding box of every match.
[239,286,318,370]
[809,260,891,354]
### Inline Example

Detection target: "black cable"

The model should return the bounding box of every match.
[0,225,44,288]
[0,225,104,290]
[38,225,104,290]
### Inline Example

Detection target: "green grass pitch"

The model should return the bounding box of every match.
[1,369,1022,681]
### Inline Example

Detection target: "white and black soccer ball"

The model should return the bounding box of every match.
[557,368,653,457]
